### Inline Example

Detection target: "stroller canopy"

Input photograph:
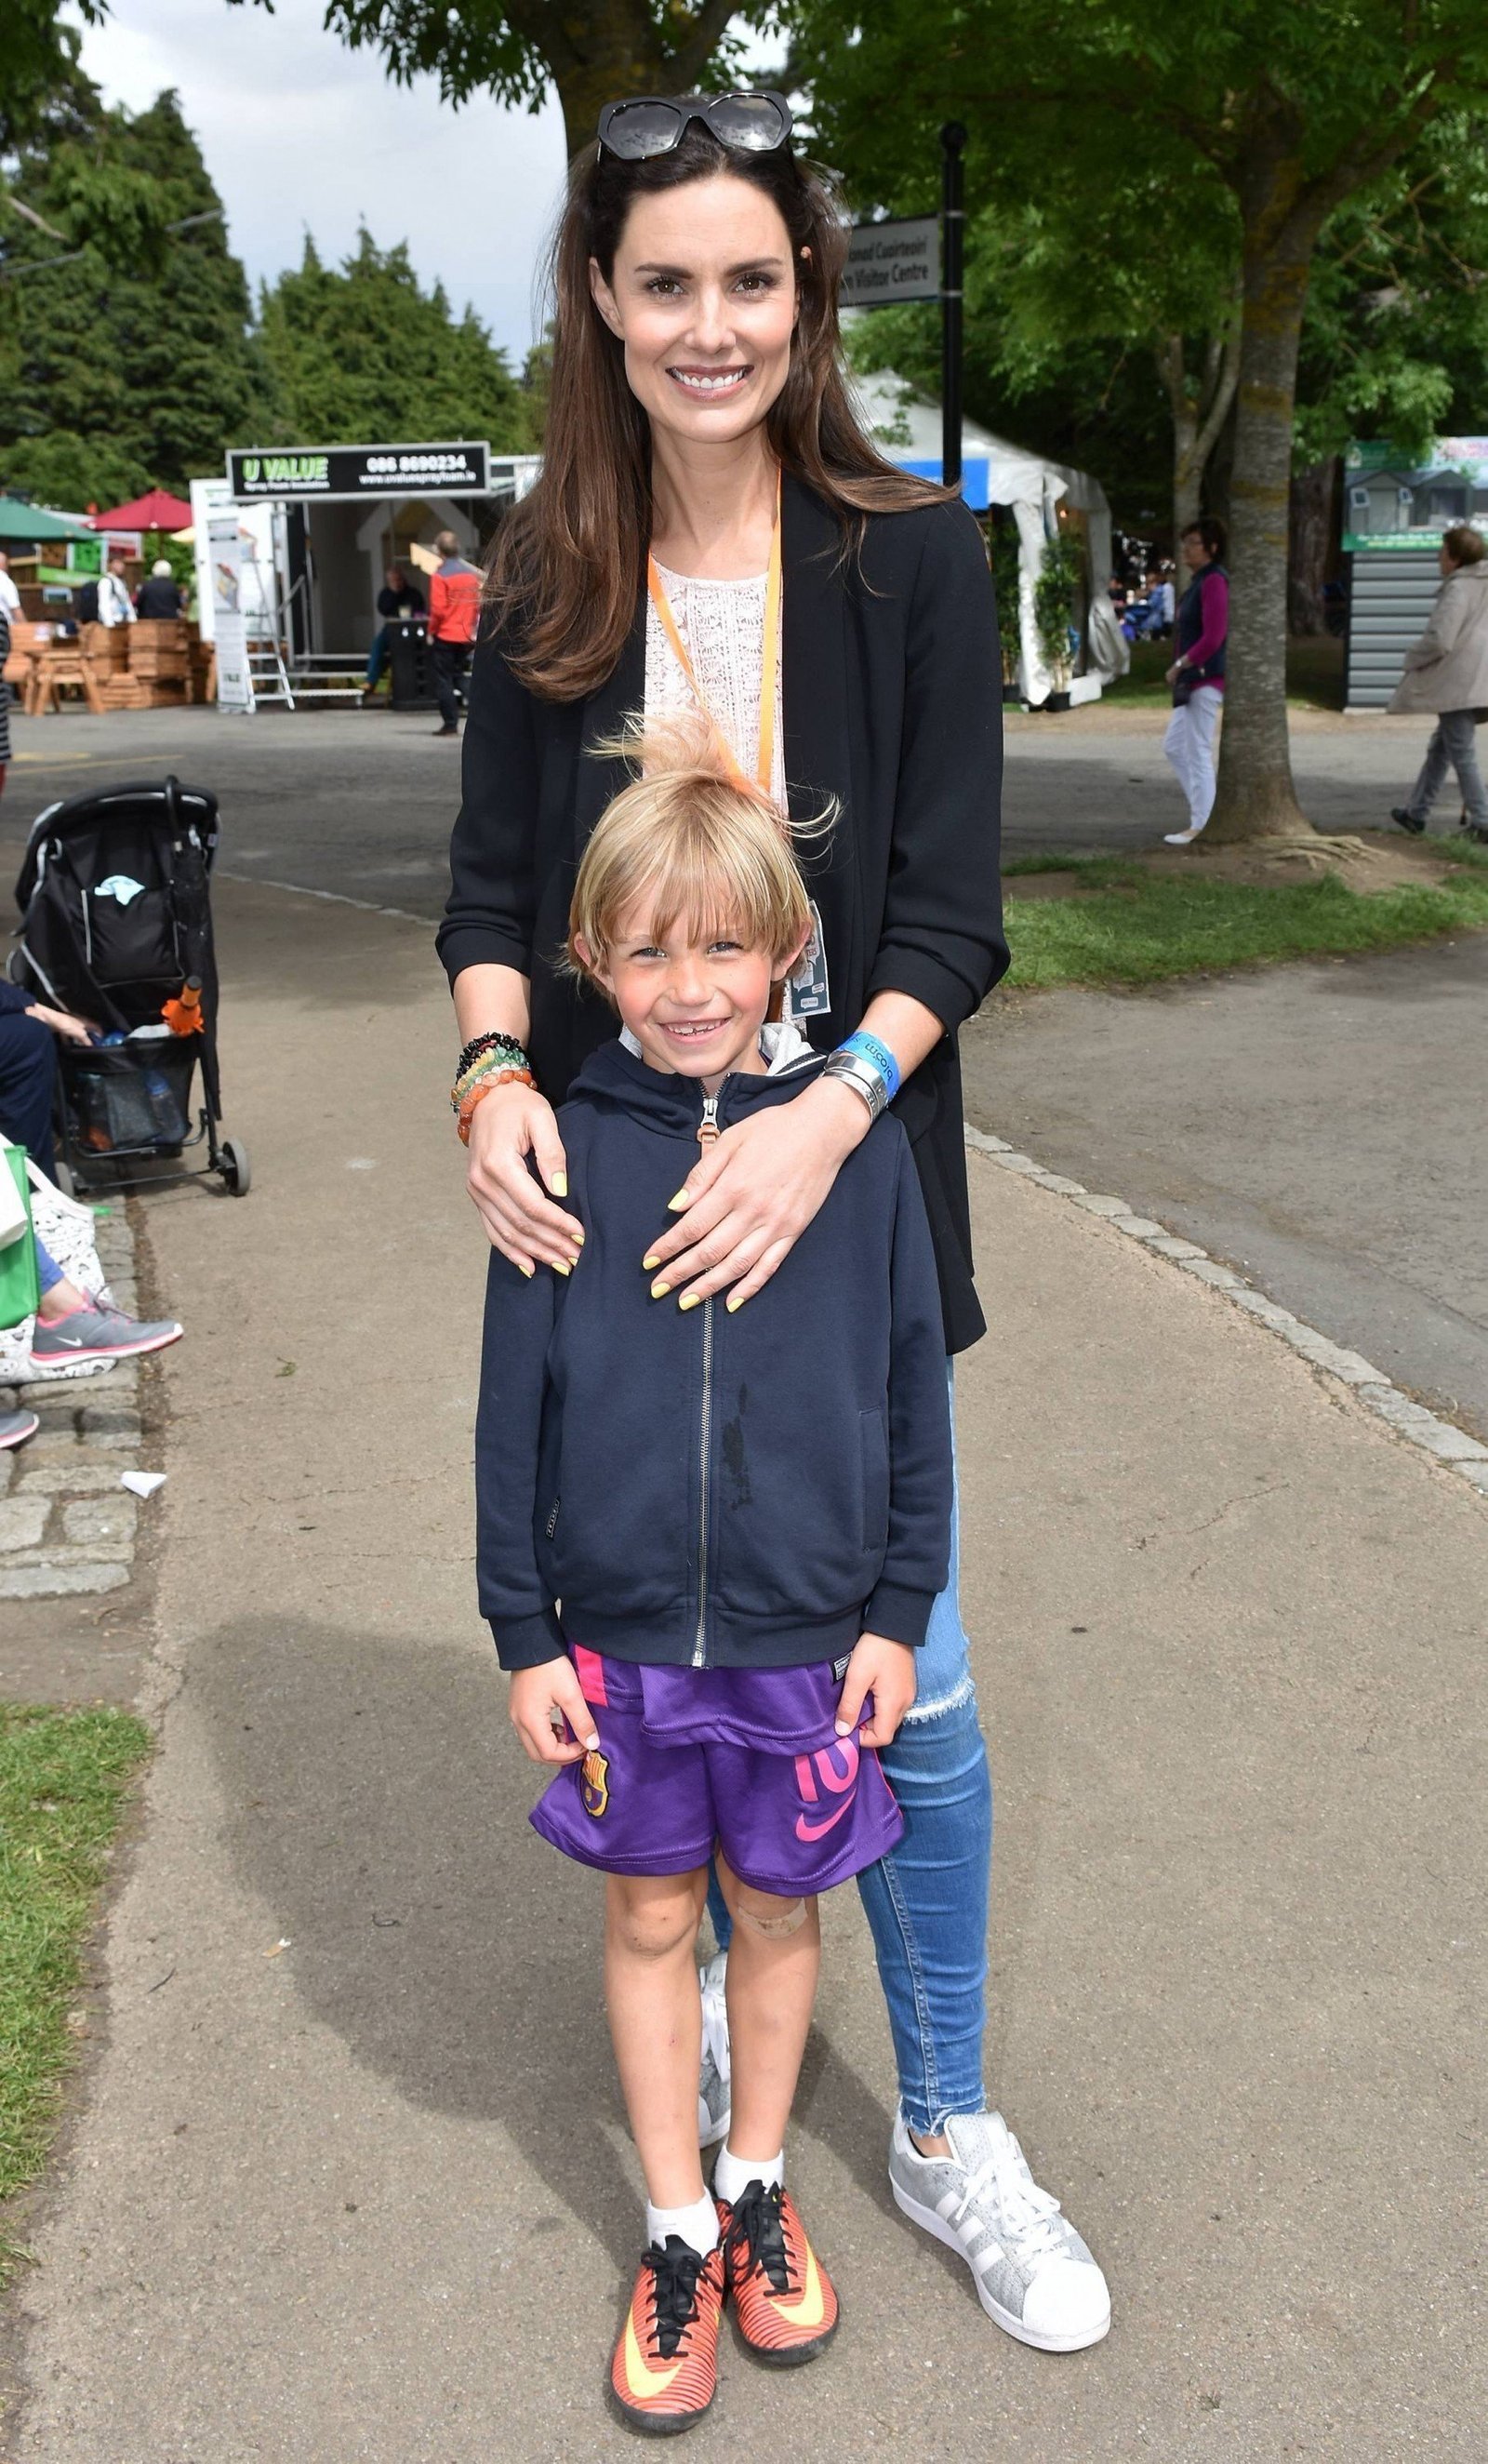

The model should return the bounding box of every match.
[12,776,219,1033]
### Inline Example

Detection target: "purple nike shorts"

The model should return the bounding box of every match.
[529,1646,904,1898]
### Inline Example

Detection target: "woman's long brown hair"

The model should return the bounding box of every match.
[486,122,941,702]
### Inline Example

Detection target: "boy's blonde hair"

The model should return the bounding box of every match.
[566,715,818,993]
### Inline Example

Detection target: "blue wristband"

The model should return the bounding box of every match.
[835,1029,901,1104]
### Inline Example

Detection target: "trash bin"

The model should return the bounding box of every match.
[389,617,436,712]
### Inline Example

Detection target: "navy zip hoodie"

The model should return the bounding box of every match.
[476,1039,953,1672]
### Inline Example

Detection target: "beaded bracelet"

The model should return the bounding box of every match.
[457,1066,535,1145]
[834,1028,901,1104]
[452,1042,531,1113]
[456,1028,530,1083]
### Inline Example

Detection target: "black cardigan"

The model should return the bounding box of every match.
[438,473,1007,1352]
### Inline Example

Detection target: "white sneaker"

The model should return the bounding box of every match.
[1162,826,1203,845]
[889,2110,1110,2351]
[696,1951,730,2147]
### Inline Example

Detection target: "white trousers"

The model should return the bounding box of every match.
[1162,686,1223,830]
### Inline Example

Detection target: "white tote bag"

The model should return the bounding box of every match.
[0,1165,114,1387]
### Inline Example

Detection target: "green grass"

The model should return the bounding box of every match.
[0,1703,152,2279]
[1003,859,1488,990]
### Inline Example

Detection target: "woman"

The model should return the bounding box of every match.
[1162,515,1229,846]
[440,91,1109,2352]
[1388,524,1488,843]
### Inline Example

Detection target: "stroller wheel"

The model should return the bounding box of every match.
[53,1160,77,1199]
[219,1138,251,1196]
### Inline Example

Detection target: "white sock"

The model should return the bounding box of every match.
[712,2143,783,2205]
[645,2192,719,2258]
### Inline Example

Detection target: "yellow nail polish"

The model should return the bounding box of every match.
[551,1171,568,1197]
[678,1293,701,1312]
[552,1260,571,1276]
[650,1279,671,1299]
[572,1226,585,1245]
[641,1252,660,1272]
[726,1292,747,1312]
[519,1262,534,1279]
[667,1190,690,1210]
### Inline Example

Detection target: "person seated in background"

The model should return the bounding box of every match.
[135,558,183,619]
[0,979,188,1409]
[363,562,427,701]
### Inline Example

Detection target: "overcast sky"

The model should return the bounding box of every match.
[73,0,571,366]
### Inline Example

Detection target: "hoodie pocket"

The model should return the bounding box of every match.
[858,1409,889,1555]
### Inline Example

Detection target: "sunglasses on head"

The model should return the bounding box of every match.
[597,90,793,162]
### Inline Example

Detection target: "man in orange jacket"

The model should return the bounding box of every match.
[428,529,481,738]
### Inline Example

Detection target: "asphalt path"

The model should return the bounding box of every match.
[5,699,1483,1437]
[11,874,1485,2460]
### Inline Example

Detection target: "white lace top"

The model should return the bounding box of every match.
[644,562,786,812]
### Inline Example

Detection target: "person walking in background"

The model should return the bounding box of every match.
[135,558,183,619]
[97,550,136,629]
[427,531,479,738]
[1388,526,1488,844]
[1162,517,1229,846]
[363,562,426,702]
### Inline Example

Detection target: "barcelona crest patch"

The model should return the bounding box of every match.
[580,1748,611,1819]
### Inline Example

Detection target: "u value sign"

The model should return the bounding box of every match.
[226,443,492,500]
[842,216,941,309]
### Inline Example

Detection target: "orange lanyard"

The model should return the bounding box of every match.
[646,471,782,799]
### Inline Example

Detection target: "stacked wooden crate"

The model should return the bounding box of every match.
[128,619,192,708]
[188,627,215,703]
[82,622,146,710]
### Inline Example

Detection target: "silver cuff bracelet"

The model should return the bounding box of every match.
[823,1048,889,1122]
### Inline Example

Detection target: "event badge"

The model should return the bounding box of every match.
[787,899,831,1018]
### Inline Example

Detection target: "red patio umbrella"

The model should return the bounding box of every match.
[89,487,195,532]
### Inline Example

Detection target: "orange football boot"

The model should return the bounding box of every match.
[717,2179,839,2365]
[610,2236,726,2434]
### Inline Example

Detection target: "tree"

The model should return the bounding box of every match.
[0,84,263,504]
[5,1,107,151]
[262,0,769,161]
[792,0,1488,842]
[254,230,534,450]
[849,158,1241,556]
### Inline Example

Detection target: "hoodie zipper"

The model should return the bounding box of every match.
[692,1094,720,1667]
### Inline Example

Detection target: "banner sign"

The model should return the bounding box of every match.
[206,511,253,713]
[842,216,941,310]
[225,442,492,501]
[1343,437,1488,551]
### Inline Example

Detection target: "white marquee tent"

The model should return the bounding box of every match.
[847,368,1127,702]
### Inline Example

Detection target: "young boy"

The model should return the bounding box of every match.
[472,736,952,2433]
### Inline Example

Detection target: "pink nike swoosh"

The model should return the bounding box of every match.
[795,1794,857,1844]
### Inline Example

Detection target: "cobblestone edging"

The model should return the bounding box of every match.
[0,1205,152,1598]
[964,1125,1488,1498]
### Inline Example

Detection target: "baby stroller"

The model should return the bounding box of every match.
[10,775,249,1198]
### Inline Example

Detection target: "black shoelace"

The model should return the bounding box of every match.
[727,2180,792,2293]
[643,2235,706,2360]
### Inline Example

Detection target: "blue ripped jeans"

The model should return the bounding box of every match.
[710,1367,992,2136]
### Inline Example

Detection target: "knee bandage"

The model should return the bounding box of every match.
[737,1896,807,1939]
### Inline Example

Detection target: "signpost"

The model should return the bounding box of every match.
[842,215,940,309]
[939,124,966,494]
[225,442,492,503]
[846,129,968,493]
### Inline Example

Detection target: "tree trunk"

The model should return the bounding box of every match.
[1157,313,1242,556]
[1205,181,1325,844]
[1288,455,1338,634]
[555,43,667,161]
